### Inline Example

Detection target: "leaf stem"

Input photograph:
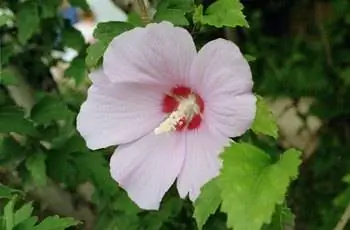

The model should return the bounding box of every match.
[136,0,150,24]
[334,201,350,230]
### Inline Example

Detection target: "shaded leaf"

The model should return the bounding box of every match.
[33,216,80,230]
[0,105,37,136]
[154,0,194,25]
[17,1,40,44]
[64,56,87,84]
[25,153,47,186]
[30,96,71,125]
[0,184,23,199]
[62,26,85,51]
[41,0,61,18]
[0,68,19,86]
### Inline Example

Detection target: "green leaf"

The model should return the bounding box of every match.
[128,12,143,27]
[17,0,40,44]
[64,56,87,84]
[0,13,12,27]
[263,204,295,230]
[33,216,80,230]
[62,26,85,51]
[200,0,249,28]
[0,68,19,86]
[75,152,118,196]
[193,5,204,25]
[85,41,108,68]
[25,153,47,186]
[40,0,61,18]
[0,185,23,199]
[86,22,134,67]
[154,0,194,25]
[14,217,38,230]
[0,105,37,136]
[0,136,24,163]
[14,202,34,227]
[30,96,71,125]
[4,197,16,230]
[219,143,301,230]
[334,174,350,208]
[143,197,183,230]
[193,178,222,229]
[244,54,257,62]
[251,95,278,138]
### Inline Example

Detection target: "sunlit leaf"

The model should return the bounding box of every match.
[193,178,221,229]
[199,0,249,28]
[252,95,278,138]
[219,143,301,230]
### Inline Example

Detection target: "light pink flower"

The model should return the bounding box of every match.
[77,22,256,210]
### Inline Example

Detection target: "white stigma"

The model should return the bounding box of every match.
[154,94,200,135]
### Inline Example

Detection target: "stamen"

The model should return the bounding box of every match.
[155,94,200,134]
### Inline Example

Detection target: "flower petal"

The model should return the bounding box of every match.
[103,22,196,85]
[77,70,167,150]
[206,94,256,137]
[189,39,256,137]
[110,132,185,210]
[189,38,253,98]
[177,125,230,201]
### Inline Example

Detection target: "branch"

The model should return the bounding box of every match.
[334,202,350,230]
[136,0,150,24]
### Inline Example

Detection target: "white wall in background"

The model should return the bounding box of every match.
[86,0,127,22]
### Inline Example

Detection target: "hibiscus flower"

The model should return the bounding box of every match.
[77,22,256,210]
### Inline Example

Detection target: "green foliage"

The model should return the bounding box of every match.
[0,105,37,136]
[219,143,301,230]
[17,0,40,44]
[1,197,80,230]
[194,0,248,28]
[2,0,349,229]
[251,95,278,139]
[0,69,19,86]
[154,0,194,26]
[25,152,47,186]
[64,56,87,84]
[62,27,85,52]
[193,179,221,229]
[263,204,295,230]
[86,22,134,68]
[30,96,71,125]
[40,0,61,19]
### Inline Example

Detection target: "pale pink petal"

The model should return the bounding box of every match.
[110,132,185,210]
[189,39,256,137]
[205,94,256,137]
[189,38,253,98]
[177,124,230,200]
[103,22,196,85]
[77,70,167,150]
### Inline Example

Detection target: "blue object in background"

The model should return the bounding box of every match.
[61,7,79,25]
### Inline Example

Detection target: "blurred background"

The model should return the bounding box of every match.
[0,0,350,229]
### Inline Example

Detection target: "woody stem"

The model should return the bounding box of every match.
[136,0,150,24]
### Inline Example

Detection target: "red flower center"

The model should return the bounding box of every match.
[161,86,204,131]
